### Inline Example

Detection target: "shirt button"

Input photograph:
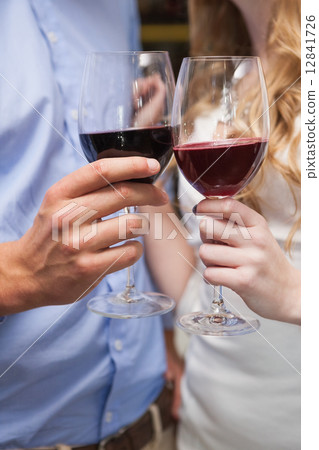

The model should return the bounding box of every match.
[114,340,123,351]
[105,412,113,423]
[47,31,58,43]
[71,109,78,121]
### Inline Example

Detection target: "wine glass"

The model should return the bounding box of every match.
[172,56,270,336]
[78,51,176,318]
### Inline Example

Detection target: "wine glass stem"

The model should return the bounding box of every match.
[126,264,135,289]
[210,285,227,314]
[124,207,137,299]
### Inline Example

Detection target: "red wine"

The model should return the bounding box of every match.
[174,138,267,197]
[80,126,172,184]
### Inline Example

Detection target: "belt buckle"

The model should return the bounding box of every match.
[98,427,126,450]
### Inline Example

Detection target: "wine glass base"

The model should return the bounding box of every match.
[87,291,175,319]
[177,311,260,336]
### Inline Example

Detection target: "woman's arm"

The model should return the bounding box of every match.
[141,199,194,421]
[141,201,196,303]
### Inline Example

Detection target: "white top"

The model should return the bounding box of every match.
[176,132,301,449]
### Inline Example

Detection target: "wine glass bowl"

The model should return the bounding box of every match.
[174,137,267,198]
[79,51,176,318]
[172,56,270,336]
[79,51,175,179]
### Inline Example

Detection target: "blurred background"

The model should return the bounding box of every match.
[138,0,189,77]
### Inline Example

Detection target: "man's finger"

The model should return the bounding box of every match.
[77,182,168,219]
[82,214,149,251]
[54,157,160,199]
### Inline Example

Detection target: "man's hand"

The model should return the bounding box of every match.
[0,157,168,314]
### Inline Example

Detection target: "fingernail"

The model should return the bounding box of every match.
[192,204,198,215]
[147,158,160,172]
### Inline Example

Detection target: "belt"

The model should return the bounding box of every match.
[27,385,174,450]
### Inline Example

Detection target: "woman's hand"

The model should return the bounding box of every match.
[0,157,168,314]
[195,198,300,325]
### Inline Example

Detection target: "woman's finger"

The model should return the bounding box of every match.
[199,216,252,247]
[199,243,244,268]
[195,197,266,228]
[202,266,242,291]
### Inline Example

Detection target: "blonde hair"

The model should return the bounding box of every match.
[186,0,301,251]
